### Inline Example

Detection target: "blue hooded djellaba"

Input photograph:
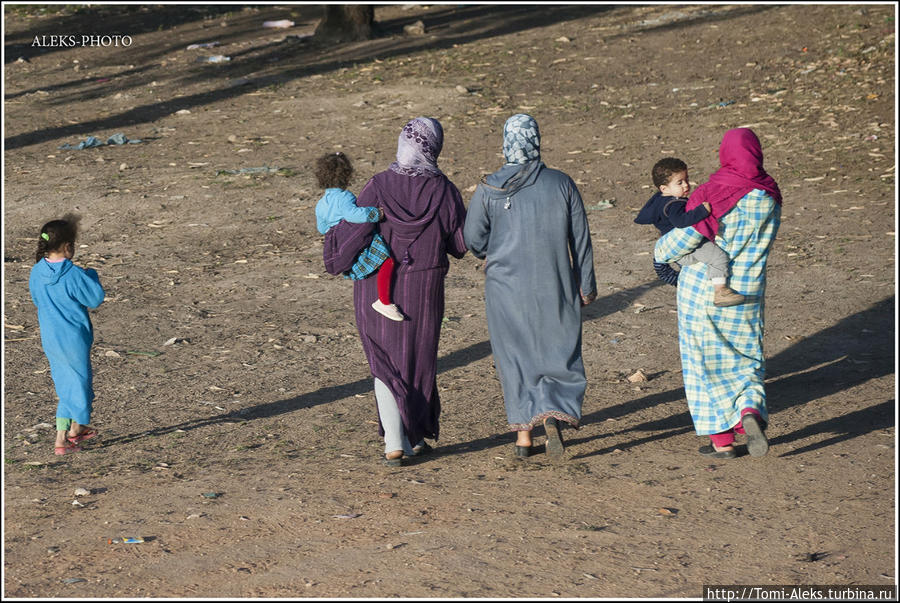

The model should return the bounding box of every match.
[29,259,105,425]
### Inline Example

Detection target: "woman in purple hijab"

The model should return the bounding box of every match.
[323,117,467,466]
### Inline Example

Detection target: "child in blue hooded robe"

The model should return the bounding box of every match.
[29,215,105,455]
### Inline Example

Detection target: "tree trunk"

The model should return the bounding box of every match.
[314,5,375,42]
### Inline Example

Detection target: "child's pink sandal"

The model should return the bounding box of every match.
[55,443,82,455]
[66,428,98,444]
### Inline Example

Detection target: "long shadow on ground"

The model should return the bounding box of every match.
[565,295,895,460]
[5,4,777,150]
[4,5,238,63]
[99,280,660,447]
[101,291,894,461]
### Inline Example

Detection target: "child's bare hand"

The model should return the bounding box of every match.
[702,202,712,213]
[580,291,597,306]
[377,208,385,220]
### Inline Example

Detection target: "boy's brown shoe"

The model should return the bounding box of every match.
[713,287,746,307]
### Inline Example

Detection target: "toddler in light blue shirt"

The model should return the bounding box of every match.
[314,152,403,321]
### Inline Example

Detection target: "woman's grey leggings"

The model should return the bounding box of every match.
[374,378,415,455]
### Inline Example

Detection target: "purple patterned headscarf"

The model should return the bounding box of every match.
[389,117,444,177]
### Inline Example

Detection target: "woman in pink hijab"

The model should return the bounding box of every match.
[655,128,782,460]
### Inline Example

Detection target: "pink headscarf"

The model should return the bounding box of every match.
[686,128,782,240]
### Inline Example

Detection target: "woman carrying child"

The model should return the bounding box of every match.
[323,117,468,466]
[29,215,105,455]
[654,128,782,459]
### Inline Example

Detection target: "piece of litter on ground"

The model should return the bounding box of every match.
[71,500,84,507]
[627,369,649,383]
[104,350,121,358]
[333,513,361,519]
[62,578,86,584]
[586,199,615,210]
[74,487,90,497]
[201,492,220,499]
[658,507,678,516]
[197,55,230,63]
[58,133,143,150]
[108,537,144,544]
[263,20,294,28]
[186,41,220,49]
[163,337,190,346]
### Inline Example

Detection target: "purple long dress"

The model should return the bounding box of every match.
[325,169,467,446]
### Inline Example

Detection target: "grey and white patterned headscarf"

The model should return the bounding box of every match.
[389,117,444,177]
[502,113,541,165]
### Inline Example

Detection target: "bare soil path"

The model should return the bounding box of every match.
[3,4,895,598]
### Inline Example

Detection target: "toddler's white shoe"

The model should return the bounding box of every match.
[372,300,404,321]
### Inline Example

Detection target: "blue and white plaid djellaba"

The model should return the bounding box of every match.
[345,232,391,280]
[655,189,781,435]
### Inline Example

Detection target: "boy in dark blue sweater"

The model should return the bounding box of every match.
[635,157,745,307]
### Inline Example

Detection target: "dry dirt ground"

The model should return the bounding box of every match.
[2,3,896,599]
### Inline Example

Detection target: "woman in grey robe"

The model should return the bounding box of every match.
[463,114,597,458]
